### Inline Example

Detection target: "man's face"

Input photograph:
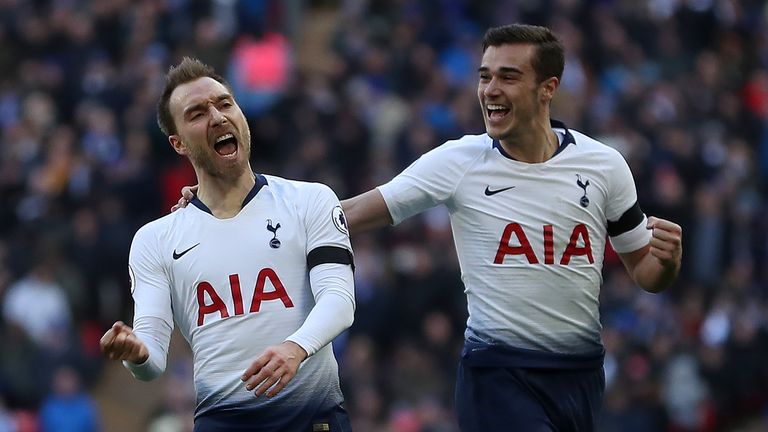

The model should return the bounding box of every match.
[168,77,251,179]
[477,43,548,141]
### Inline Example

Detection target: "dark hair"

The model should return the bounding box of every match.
[482,24,564,84]
[156,57,231,136]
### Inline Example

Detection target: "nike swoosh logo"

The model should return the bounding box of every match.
[484,186,515,196]
[173,243,200,260]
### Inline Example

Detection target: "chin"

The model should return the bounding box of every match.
[223,160,250,177]
[485,127,506,140]
[486,120,519,141]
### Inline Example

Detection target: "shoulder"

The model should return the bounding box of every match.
[568,129,628,166]
[263,175,338,200]
[131,212,179,248]
[262,176,341,218]
[432,133,491,156]
[415,133,493,167]
[134,213,173,239]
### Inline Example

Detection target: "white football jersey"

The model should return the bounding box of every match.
[127,174,353,419]
[378,121,651,354]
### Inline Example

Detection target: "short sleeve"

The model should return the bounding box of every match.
[377,140,471,225]
[605,153,652,253]
[302,183,353,255]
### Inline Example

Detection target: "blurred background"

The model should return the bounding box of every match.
[0,0,767,431]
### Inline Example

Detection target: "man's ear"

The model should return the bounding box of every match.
[540,77,559,103]
[169,135,187,155]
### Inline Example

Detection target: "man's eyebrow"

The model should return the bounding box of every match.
[183,94,232,116]
[477,66,524,75]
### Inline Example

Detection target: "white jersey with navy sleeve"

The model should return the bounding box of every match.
[126,174,354,426]
[378,120,650,354]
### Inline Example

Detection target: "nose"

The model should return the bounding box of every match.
[209,106,227,126]
[483,77,501,97]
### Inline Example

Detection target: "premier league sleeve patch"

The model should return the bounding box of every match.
[128,264,136,295]
[332,206,350,236]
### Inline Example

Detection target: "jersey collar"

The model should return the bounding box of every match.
[190,173,269,215]
[492,119,576,161]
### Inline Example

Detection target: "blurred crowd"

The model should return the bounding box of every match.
[1,0,767,431]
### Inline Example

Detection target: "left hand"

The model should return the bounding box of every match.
[171,185,198,212]
[646,216,682,269]
[241,341,308,398]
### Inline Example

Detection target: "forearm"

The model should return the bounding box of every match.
[631,252,680,293]
[341,189,392,235]
[285,264,355,356]
[122,316,172,381]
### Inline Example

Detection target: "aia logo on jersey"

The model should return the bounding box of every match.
[266,219,281,249]
[196,269,294,326]
[576,174,590,208]
[494,223,594,265]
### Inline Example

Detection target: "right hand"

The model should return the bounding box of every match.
[100,321,149,364]
[241,341,308,398]
[171,185,199,212]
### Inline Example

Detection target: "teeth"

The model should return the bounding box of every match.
[487,104,507,110]
[215,133,234,143]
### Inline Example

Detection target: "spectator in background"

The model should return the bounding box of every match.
[2,248,71,355]
[39,366,100,432]
[145,359,194,432]
[0,400,14,432]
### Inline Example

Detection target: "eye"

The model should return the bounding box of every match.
[479,73,491,82]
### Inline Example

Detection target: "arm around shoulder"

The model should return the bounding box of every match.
[341,189,392,236]
[619,216,682,293]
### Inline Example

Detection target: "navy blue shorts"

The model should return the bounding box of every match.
[455,341,605,432]
[194,403,351,432]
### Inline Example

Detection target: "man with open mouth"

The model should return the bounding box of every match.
[100,57,356,432]
[342,24,683,432]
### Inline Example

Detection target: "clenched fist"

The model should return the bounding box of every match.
[100,321,149,364]
[646,216,682,270]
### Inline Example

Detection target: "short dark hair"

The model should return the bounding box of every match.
[482,24,564,84]
[156,57,231,136]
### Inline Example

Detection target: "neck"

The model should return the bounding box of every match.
[498,117,558,163]
[196,168,256,218]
